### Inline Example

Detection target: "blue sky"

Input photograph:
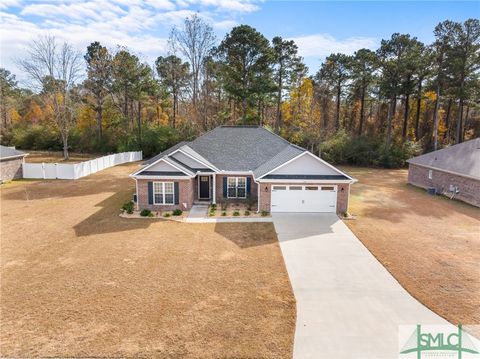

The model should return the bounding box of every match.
[0,0,477,81]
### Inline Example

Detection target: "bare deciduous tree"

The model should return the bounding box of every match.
[170,14,216,116]
[17,35,82,159]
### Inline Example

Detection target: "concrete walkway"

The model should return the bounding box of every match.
[187,205,209,219]
[272,213,450,359]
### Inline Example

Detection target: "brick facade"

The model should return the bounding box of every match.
[214,174,258,207]
[136,178,194,212]
[0,157,24,182]
[408,164,480,207]
[136,175,351,214]
[258,182,350,214]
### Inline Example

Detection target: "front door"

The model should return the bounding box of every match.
[199,176,210,199]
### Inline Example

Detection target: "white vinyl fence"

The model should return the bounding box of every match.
[23,151,142,180]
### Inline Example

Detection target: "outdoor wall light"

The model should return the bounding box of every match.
[264,186,268,192]
[340,187,344,192]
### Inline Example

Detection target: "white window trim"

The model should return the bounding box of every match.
[428,169,433,180]
[153,181,175,205]
[227,177,247,199]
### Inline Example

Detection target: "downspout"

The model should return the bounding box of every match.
[135,178,139,211]
[253,171,261,214]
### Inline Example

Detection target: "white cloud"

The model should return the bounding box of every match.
[1,0,262,84]
[291,33,378,58]
[177,0,260,13]
[0,0,21,10]
[212,19,237,30]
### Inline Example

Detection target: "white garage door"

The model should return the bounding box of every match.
[271,185,337,213]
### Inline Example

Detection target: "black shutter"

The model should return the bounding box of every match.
[223,177,227,198]
[246,177,251,196]
[174,182,179,204]
[147,182,153,205]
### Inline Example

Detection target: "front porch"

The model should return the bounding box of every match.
[194,172,216,204]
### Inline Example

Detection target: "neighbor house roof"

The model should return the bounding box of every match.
[0,145,27,161]
[407,138,480,180]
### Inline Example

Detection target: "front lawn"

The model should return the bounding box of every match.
[0,163,295,358]
[341,166,480,337]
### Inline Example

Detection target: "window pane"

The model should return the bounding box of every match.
[164,182,174,194]
[305,186,318,190]
[237,187,246,198]
[228,187,236,197]
[289,186,302,190]
[237,177,246,187]
[227,177,236,187]
[154,182,163,204]
[164,193,174,204]
[273,186,287,190]
[321,186,334,191]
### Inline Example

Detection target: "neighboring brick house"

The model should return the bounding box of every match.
[0,145,27,182]
[130,126,356,214]
[407,138,480,207]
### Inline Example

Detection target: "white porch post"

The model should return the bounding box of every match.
[212,174,216,204]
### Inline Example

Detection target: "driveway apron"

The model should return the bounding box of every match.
[272,213,451,359]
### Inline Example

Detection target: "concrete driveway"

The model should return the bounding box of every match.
[273,213,449,359]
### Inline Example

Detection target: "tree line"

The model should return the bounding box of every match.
[0,16,478,167]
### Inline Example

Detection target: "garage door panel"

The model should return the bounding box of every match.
[271,185,337,213]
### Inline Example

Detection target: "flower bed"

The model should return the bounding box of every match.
[207,203,269,218]
[120,209,189,221]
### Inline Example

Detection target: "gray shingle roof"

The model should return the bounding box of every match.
[0,145,26,160]
[143,141,188,165]
[143,126,305,173]
[188,126,296,171]
[407,138,480,179]
[252,144,304,178]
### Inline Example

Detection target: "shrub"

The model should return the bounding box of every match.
[210,204,217,210]
[221,211,226,216]
[233,210,240,216]
[261,210,269,217]
[140,209,152,217]
[172,209,183,216]
[163,212,171,217]
[122,201,134,214]
[244,210,250,216]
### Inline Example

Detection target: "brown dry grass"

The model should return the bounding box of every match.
[341,166,480,336]
[25,150,98,163]
[0,163,295,358]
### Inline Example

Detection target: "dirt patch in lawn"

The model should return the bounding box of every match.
[341,166,480,336]
[0,163,295,358]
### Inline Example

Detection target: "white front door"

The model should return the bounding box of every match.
[271,185,337,213]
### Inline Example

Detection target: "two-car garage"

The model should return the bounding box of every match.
[270,185,338,213]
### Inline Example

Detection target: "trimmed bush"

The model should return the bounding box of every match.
[244,210,250,216]
[221,211,226,216]
[172,209,183,216]
[140,209,153,217]
[163,212,171,217]
[233,210,240,216]
[122,201,134,214]
[261,210,269,217]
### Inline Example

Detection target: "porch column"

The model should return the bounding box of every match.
[212,174,216,204]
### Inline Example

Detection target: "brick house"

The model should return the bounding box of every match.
[0,145,27,182]
[131,126,356,214]
[407,138,480,207]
